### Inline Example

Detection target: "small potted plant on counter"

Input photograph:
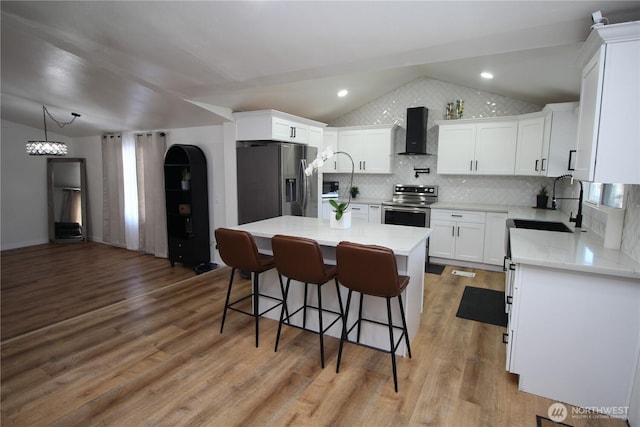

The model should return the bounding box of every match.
[536,185,549,209]
[350,186,359,199]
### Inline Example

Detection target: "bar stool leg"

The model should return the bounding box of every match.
[317,283,325,368]
[220,268,236,333]
[356,292,364,344]
[336,289,353,373]
[334,278,344,320]
[302,283,308,330]
[253,272,260,347]
[275,276,291,353]
[386,297,398,392]
[397,295,412,358]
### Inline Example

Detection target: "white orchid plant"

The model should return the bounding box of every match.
[305,146,354,221]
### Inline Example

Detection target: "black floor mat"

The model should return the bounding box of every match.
[426,263,445,275]
[456,286,507,327]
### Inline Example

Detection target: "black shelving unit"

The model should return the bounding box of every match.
[164,144,210,267]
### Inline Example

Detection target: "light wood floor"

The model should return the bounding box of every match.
[1,243,626,426]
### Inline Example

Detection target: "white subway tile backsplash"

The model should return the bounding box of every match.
[326,76,551,206]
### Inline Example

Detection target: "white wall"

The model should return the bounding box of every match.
[1,120,72,249]
[0,120,230,266]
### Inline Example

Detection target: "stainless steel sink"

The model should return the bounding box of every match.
[510,219,573,233]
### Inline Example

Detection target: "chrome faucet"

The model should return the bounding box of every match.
[551,174,583,228]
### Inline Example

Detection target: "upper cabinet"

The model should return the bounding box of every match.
[513,103,579,177]
[514,114,545,176]
[334,125,396,174]
[234,109,326,145]
[436,119,517,175]
[574,21,640,184]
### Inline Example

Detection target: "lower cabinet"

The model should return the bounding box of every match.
[349,203,369,222]
[505,263,640,411]
[322,201,381,223]
[483,212,507,265]
[430,209,485,262]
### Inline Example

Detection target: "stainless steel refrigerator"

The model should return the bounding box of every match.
[237,142,318,224]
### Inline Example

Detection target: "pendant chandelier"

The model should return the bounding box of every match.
[26,106,81,156]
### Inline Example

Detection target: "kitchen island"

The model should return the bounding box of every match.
[232,215,431,355]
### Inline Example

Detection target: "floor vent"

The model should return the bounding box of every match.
[452,270,476,278]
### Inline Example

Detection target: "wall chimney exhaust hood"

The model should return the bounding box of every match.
[399,106,430,155]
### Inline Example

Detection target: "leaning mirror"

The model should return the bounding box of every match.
[47,158,88,242]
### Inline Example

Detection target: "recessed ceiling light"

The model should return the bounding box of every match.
[480,72,494,79]
[337,89,348,97]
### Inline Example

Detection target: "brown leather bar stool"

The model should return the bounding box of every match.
[335,241,412,392]
[271,234,344,368]
[215,228,283,348]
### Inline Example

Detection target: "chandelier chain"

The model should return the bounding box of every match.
[43,105,80,128]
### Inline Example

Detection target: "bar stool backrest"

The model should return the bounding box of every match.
[215,228,268,272]
[336,241,403,298]
[272,234,330,284]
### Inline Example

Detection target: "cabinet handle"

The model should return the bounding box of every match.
[509,263,516,271]
[502,333,509,344]
[475,160,478,171]
[506,296,513,305]
[451,226,455,237]
[334,161,337,170]
[470,160,473,171]
[451,214,463,217]
[541,158,547,171]
[352,207,361,211]
[362,161,366,170]
[535,159,539,171]
[503,256,508,271]
[457,226,460,237]
[568,150,576,171]
[370,206,380,209]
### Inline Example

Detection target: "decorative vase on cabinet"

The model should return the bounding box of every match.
[164,144,210,267]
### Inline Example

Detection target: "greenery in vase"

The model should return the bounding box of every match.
[182,169,191,181]
[538,185,548,197]
[350,186,359,198]
[329,199,349,221]
[305,146,355,221]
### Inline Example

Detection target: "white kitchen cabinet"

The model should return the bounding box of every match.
[574,21,640,184]
[437,120,517,175]
[321,127,338,172]
[337,125,395,174]
[483,212,507,265]
[514,104,580,177]
[234,109,326,144]
[349,203,369,222]
[308,125,323,148]
[505,263,640,412]
[430,209,486,262]
[514,114,545,175]
[543,102,580,177]
[368,204,382,224]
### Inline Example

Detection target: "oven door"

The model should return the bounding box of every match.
[382,205,429,227]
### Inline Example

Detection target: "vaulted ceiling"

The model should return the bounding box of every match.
[2,1,639,137]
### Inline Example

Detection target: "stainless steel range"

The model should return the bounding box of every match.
[381,184,438,228]
[382,184,438,268]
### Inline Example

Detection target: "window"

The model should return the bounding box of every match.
[585,182,624,208]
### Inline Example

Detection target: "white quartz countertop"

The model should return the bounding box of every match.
[509,228,640,279]
[233,215,430,256]
[431,202,639,278]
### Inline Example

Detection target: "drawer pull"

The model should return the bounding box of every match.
[451,214,463,217]
[506,296,513,305]
[502,333,509,344]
